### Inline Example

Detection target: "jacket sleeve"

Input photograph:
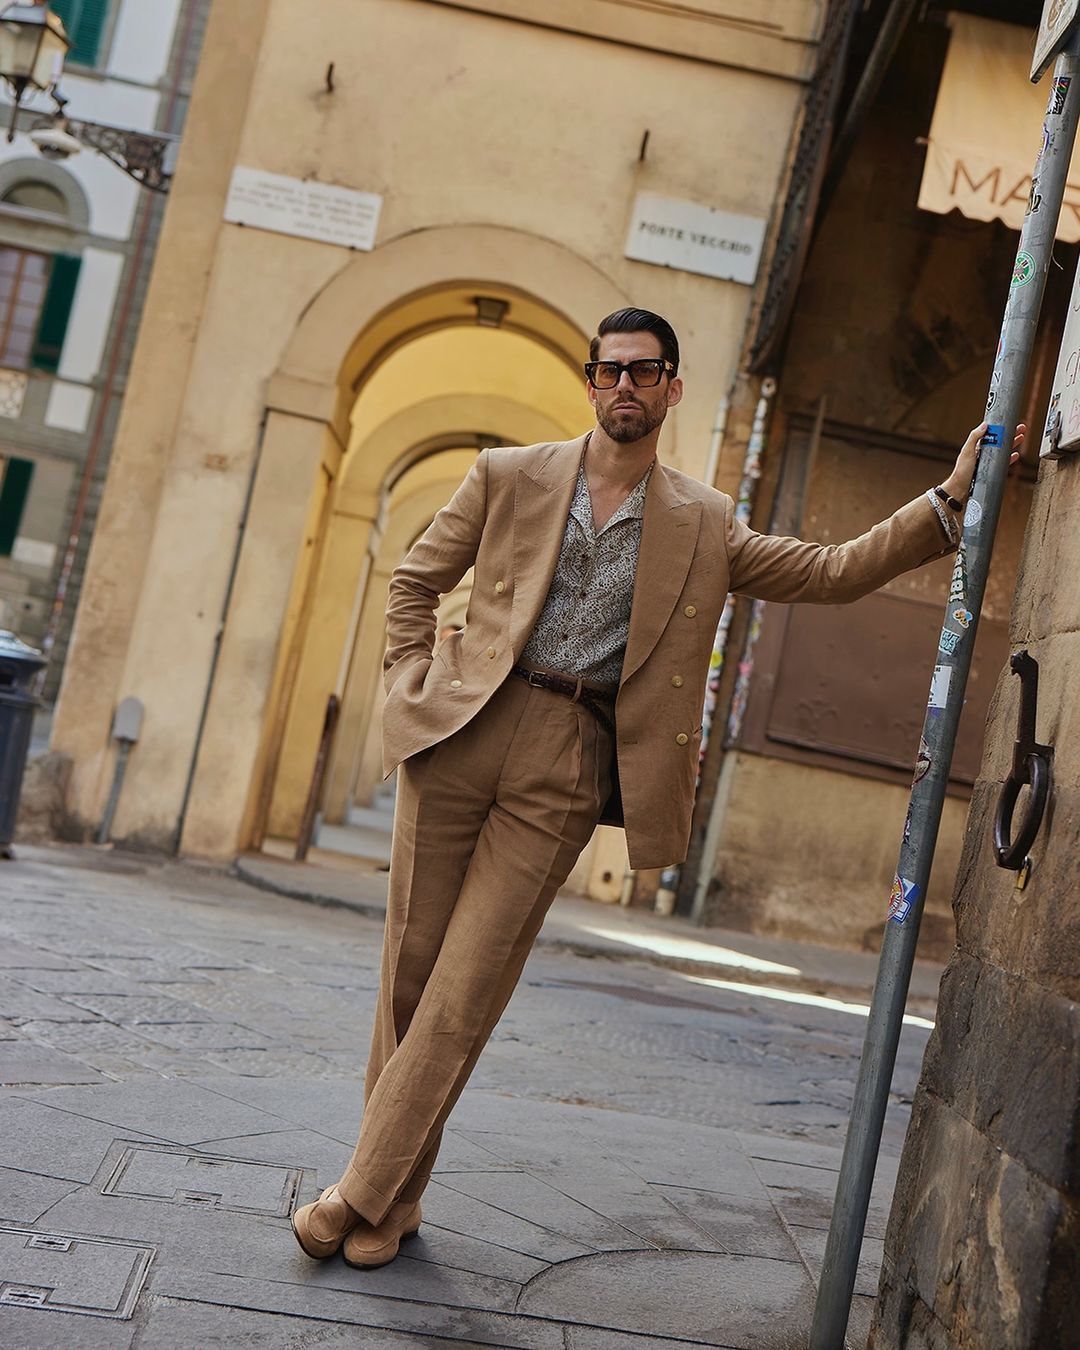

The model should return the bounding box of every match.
[726,492,955,604]
[383,450,488,690]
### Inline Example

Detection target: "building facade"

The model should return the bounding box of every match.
[675,0,1052,957]
[0,0,208,697]
[50,0,826,887]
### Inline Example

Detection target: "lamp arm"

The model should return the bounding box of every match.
[63,117,175,192]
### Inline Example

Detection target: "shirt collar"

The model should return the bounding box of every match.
[569,458,654,537]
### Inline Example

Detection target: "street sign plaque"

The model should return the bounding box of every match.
[1032,0,1080,82]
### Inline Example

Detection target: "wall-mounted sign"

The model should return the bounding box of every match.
[224,166,382,251]
[1042,250,1080,458]
[624,191,766,286]
[1032,0,1080,82]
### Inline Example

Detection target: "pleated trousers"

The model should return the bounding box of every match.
[338,675,613,1225]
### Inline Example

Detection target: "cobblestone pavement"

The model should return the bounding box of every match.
[0,846,932,1348]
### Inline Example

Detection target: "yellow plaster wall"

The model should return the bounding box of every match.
[51,0,818,857]
[264,328,586,839]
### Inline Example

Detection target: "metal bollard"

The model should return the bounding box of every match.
[0,631,45,859]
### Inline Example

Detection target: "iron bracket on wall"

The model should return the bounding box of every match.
[993,649,1053,869]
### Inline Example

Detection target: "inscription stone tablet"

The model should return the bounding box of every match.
[225,166,382,250]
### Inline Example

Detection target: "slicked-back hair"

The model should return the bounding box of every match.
[590,308,680,373]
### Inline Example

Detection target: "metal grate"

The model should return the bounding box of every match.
[0,1228,153,1319]
[99,1141,304,1218]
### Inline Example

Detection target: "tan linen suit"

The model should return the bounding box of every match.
[338,433,955,1225]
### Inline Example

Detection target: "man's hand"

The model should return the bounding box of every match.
[941,422,1026,502]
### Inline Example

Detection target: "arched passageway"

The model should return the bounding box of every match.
[255,300,593,848]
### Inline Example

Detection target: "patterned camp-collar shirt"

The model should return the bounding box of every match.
[521,455,654,686]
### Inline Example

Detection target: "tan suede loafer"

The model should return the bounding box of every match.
[291,1185,360,1259]
[342,1200,422,1270]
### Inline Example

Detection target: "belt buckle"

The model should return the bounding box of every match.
[525,669,545,688]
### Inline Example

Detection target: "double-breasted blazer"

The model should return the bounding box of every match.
[381,434,955,869]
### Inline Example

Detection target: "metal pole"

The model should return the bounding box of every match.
[809,37,1080,1349]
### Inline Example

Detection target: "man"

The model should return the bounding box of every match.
[292,307,1022,1268]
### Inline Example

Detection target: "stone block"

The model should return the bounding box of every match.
[1010,463,1080,647]
[875,1093,1064,1348]
[919,951,1080,1190]
[953,772,1080,1001]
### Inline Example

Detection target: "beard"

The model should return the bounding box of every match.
[595,397,667,443]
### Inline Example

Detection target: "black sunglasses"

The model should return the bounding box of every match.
[584,359,677,389]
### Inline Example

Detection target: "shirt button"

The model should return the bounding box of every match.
[684,605,697,618]
[486,647,496,658]
[450,679,463,689]
[671,675,684,688]
[494,580,505,593]
[675,732,689,746]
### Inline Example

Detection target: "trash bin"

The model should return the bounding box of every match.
[0,631,45,857]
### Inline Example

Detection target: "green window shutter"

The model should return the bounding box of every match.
[51,0,110,68]
[30,254,82,374]
[0,458,34,556]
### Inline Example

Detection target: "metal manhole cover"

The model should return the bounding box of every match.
[0,1227,153,1319]
[98,1141,303,1217]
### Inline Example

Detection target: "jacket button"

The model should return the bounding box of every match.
[494,580,505,593]
[486,647,496,658]
[684,605,697,618]
[675,732,689,746]
[671,675,684,688]
[450,679,463,689]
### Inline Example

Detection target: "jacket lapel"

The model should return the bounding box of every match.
[620,464,702,686]
[509,435,586,653]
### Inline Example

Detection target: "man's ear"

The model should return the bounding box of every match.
[667,376,684,409]
[586,379,599,412]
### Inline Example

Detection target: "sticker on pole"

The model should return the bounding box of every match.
[1032,0,1080,83]
[888,875,920,926]
[928,665,951,713]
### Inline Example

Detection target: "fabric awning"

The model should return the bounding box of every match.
[918,14,1080,241]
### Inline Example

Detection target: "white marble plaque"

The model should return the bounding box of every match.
[624,191,766,286]
[224,166,382,251]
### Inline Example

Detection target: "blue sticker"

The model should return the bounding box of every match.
[888,875,920,925]
[979,423,1006,450]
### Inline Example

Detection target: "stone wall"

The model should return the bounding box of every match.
[870,449,1080,1343]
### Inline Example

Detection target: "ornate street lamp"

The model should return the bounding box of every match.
[0,1,175,190]
[0,1,68,142]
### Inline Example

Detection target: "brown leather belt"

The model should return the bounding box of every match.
[511,664,616,740]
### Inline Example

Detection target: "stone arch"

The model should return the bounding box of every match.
[269,223,630,432]
[183,226,629,855]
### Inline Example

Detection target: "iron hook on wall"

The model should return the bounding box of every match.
[993,649,1053,869]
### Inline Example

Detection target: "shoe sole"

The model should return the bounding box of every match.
[342,1226,420,1270]
[292,1218,352,1261]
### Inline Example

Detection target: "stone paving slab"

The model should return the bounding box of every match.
[0,1094,168,1182]
[234,853,946,1006]
[0,1039,105,1086]
[0,846,923,1347]
[0,1166,80,1225]
[519,1249,817,1348]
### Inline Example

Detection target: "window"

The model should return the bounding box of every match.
[0,249,49,370]
[50,0,110,69]
[1,182,68,217]
[0,457,34,556]
[0,247,82,373]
